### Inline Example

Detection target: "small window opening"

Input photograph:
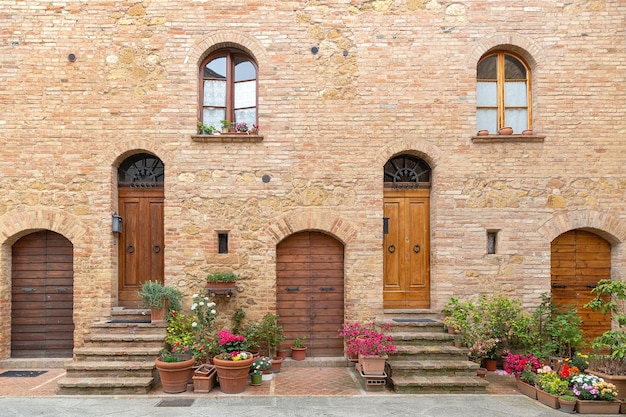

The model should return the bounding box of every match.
[487,230,498,254]
[218,233,229,254]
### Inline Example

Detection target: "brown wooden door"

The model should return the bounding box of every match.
[118,188,164,307]
[551,230,611,345]
[276,232,344,357]
[11,231,74,358]
[383,189,430,309]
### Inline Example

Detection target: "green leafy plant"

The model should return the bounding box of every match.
[232,308,246,335]
[137,281,182,311]
[197,121,215,135]
[254,313,285,358]
[537,370,569,395]
[585,279,626,365]
[292,336,306,348]
[206,272,238,282]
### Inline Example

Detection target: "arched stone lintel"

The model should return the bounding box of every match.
[376,139,442,170]
[262,209,358,246]
[0,208,89,246]
[538,209,626,245]
[468,33,545,69]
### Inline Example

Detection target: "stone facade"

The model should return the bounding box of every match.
[1,0,625,358]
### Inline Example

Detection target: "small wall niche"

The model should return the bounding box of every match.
[487,230,499,254]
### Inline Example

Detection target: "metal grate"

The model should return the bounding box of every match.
[155,399,195,407]
[0,370,47,378]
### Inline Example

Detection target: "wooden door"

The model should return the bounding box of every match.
[118,188,164,307]
[276,232,344,357]
[383,189,430,309]
[551,230,611,345]
[11,231,74,358]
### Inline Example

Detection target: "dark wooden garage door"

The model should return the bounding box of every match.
[11,231,74,358]
[276,232,344,357]
[551,230,611,347]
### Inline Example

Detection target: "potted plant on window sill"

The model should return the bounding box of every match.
[137,280,182,323]
[206,272,238,297]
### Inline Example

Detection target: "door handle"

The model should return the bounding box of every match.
[55,287,71,292]
[21,288,36,292]
[413,243,421,253]
[320,287,335,291]
[551,284,566,289]
[388,244,395,253]
[153,244,160,253]
[127,243,134,253]
[286,287,300,292]
[586,284,597,289]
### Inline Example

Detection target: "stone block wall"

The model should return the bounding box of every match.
[0,0,625,357]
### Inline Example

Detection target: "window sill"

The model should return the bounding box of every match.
[471,134,545,143]
[191,134,264,143]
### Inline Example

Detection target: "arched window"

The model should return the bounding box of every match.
[477,51,531,134]
[384,155,431,189]
[199,48,257,132]
[118,153,164,188]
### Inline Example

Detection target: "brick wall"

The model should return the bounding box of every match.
[0,0,624,357]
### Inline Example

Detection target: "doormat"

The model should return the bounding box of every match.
[155,399,195,407]
[0,370,47,378]
[106,319,150,324]
[392,318,437,323]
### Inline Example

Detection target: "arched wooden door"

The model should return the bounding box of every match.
[383,155,431,309]
[276,231,344,357]
[551,230,612,345]
[117,153,165,307]
[11,231,74,358]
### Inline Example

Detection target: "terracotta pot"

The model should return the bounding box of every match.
[587,370,626,401]
[484,359,497,372]
[275,349,287,359]
[212,354,254,394]
[271,357,284,373]
[358,353,387,375]
[576,400,621,414]
[536,389,560,409]
[477,129,490,136]
[155,357,194,394]
[522,129,534,135]
[498,127,513,135]
[291,347,307,361]
[192,365,216,393]
[559,397,577,413]
[476,368,487,378]
[150,300,169,323]
[515,378,537,400]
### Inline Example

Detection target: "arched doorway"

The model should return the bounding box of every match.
[11,231,74,358]
[551,230,612,345]
[276,231,344,357]
[383,155,431,308]
[117,153,165,307]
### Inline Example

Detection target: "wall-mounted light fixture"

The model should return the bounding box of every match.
[383,217,389,234]
[112,213,123,233]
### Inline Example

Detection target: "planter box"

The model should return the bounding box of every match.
[515,378,537,400]
[536,389,560,409]
[587,370,626,401]
[576,400,621,414]
[207,281,236,297]
[192,365,216,393]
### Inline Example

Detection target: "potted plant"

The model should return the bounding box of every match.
[571,373,621,414]
[346,323,396,375]
[137,281,182,323]
[250,356,272,384]
[197,121,216,135]
[206,272,238,297]
[220,119,234,133]
[190,293,217,361]
[252,313,285,372]
[291,336,308,361]
[235,121,248,133]
[155,311,197,393]
[536,366,569,409]
[212,329,253,394]
[504,352,543,399]
[559,394,577,413]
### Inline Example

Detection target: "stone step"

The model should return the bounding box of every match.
[64,360,156,378]
[388,359,479,377]
[389,375,489,394]
[57,376,154,395]
[110,307,152,323]
[74,346,162,361]
[390,331,455,346]
[89,321,166,335]
[375,318,446,334]
[84,333,165,347]
[391,345,470,361]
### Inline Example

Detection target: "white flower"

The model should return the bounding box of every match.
[204,297,210,301]
[208,302,216,307]
[211,309,216,315]
[199,301,205,306]
[191,303,197,310]
[192,294,199,299]
[192,322,198,327]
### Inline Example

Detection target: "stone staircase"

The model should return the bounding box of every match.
[377,310,489,394]
[57,308,166,395]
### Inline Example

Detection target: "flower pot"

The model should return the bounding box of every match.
[515,378,537,400]
[484,359,497,372]
[213,353,254,394]
[155,357,194,394]
[576,400,621,414]
[250,373,262,386]
[559,397,577,413]
[587,370,626,401]
[498,127,513,135]
[271,357,284,373]
[291,347,307,361]
[358,353,387,376]
[150,301,168,323]
[275,349,287,360]
[206,281,236,297]
[522,129,534,135]
[477,129,490,136]
[477,368,487,378]
[192,365,216,393]
[536,389,560,409]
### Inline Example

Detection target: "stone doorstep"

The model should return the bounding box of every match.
[391,332,456,345]
[57,376,153,395]
[388,359,479,376]
[64,360,156,377]
[390,375,490,392]
[0,358,67,369]
[84,333,166,344]
[89,322,167,334]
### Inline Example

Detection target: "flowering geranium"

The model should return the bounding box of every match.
[504,353,543,378]
[469,337,500,360]
[217,329,249,353]
[250,356,272,376]
[235,122,248,132]
[343,323,396,357]
[571,374,618,400]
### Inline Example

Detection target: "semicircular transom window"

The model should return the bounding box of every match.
[384,155,431,188]
[118,153,164,188]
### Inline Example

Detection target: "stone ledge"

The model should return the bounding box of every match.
[471,134,546,143]
[191,134,263,143]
